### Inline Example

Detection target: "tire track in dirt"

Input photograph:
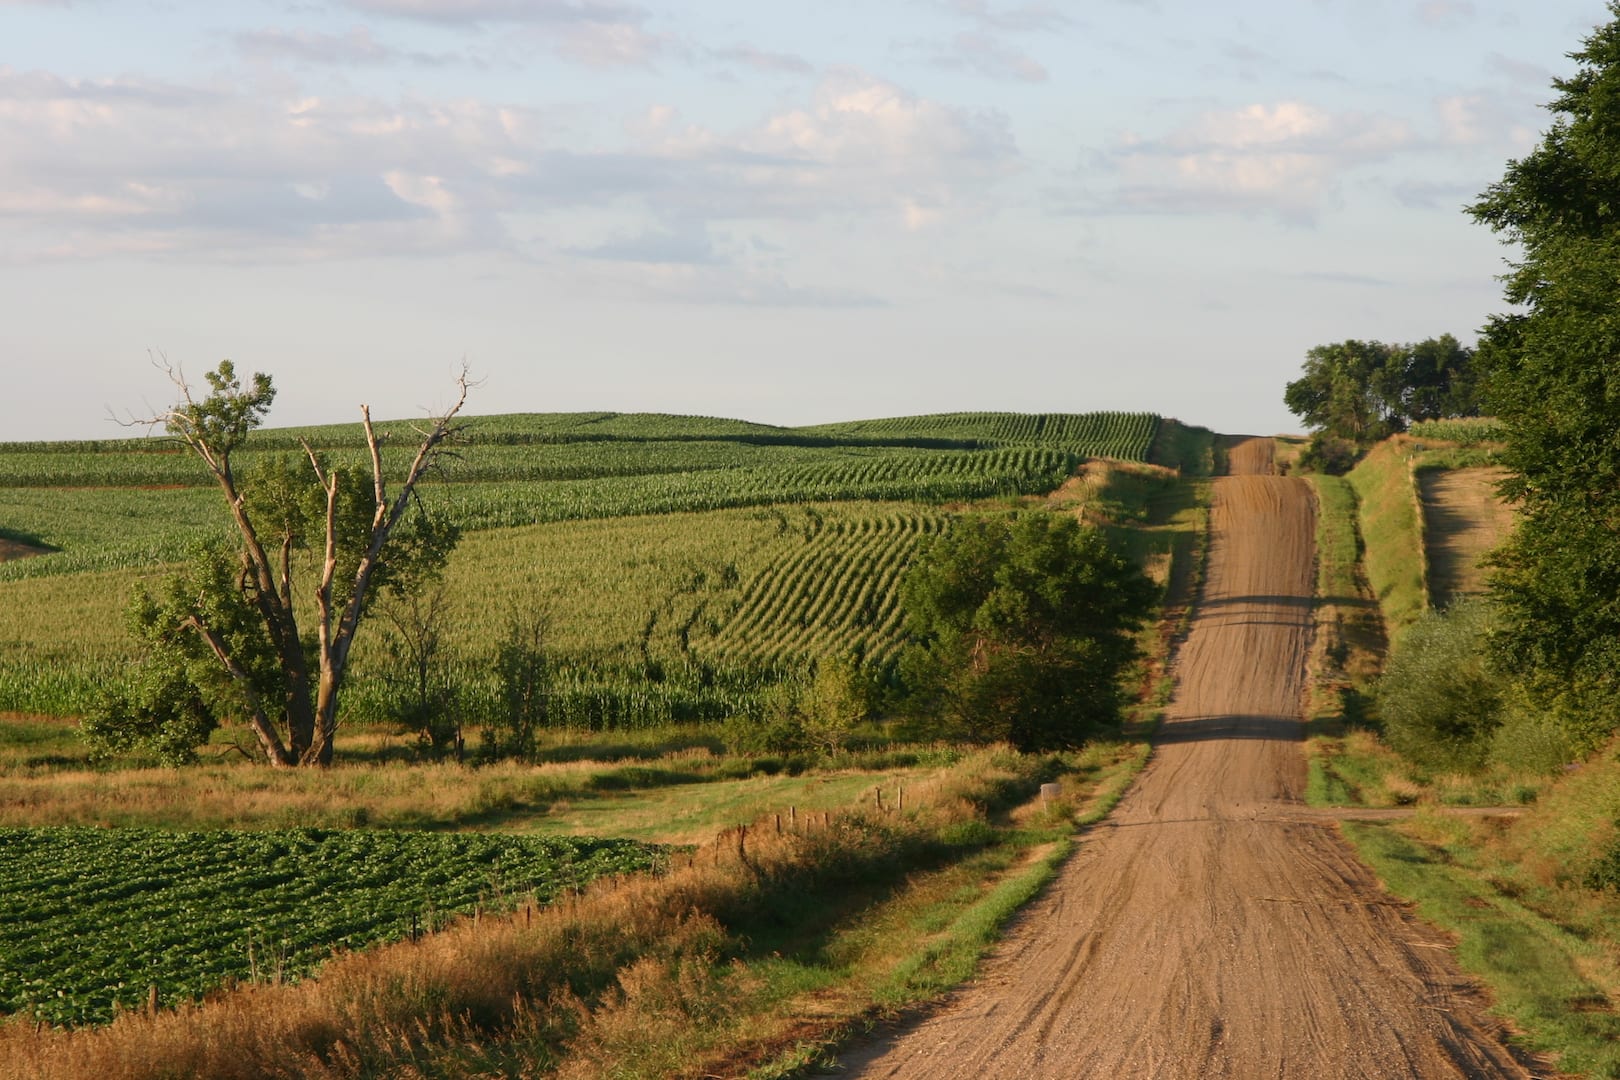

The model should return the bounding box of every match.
[839,437,1544,1079]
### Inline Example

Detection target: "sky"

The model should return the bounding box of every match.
[0,0,1610,441]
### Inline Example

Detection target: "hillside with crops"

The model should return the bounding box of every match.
[0,409,1181,728]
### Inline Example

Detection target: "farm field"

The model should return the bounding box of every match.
[0,404,1210,1067]
[0,408,1181,726]
[0,827,664,1026]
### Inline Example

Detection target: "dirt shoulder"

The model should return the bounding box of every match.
[837,438,1546,1079]
[1419,466,1512,608]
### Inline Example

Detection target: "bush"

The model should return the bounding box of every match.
[1489,702,1573,774]
[1376,599,1505,771]
[1297,433,1359,475]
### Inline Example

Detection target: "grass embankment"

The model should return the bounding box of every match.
[1344,437,1429,640]
[0,740,1153,1080]
[1298,431,1620,1073]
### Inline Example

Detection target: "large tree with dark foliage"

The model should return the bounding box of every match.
[1283,334,1482,472]
[896,512,1156,752]
[1470,3,1620,748]
[86,360,469,766]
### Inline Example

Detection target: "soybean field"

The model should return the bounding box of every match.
[0,827,664,1026]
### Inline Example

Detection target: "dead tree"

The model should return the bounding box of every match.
[136,358,471,766]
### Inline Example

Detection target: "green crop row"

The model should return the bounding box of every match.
[0,827,664,1027]
[0,445,1067,585]
[0,410,1158,491]
[1407,417,1504,447]
[800,410,1159,459]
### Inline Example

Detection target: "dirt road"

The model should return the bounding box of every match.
[840,438,1540,1079]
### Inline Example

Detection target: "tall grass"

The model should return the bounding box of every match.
[1346,438,1428,638]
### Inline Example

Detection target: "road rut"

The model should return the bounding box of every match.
[839,437,1541,1079]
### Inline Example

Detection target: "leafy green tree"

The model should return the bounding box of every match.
[896,513,1156,752]
[1283,336,1482,468]
[1470,5,1620,747]
[1401,333,1483,422]
[89,360,469,767]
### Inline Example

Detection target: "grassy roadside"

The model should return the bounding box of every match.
[1342,817,1620,1077]
[1301,434,1620,1075]
[745,734,1152,1079]
[1300,472,1396,808]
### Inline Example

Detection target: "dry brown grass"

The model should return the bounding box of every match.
[0,748,938,840]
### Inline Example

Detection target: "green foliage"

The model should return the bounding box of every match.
[485,608,552,759]
[373,584,465,756]
[1297,432,1359,475]
[1284,335,1482,455]
[1407,417,1505,446]
[1470,7,1620,746]
[896,513,1156,752]
[800,653,872,752]
[80,662,217,767]
[167,359,275,461]
[1375,600,1506,771]
[722,654,873,755]
[74,361,469,766]
[81,545,283,763]
[0,827,663,1026]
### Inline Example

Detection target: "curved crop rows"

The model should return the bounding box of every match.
[712,509,948,668]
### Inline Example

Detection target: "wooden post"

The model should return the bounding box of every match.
[775,813,782,834]
[738,824,748,859]
[147,984,158,1016]
[897,783,904,811]
[875,787,884,812]
[790,805,797,830]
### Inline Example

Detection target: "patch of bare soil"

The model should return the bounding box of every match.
[838,438,1545,1079]
[1420,467,1512,608]
[0,538,48,563]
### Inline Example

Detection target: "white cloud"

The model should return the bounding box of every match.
[0,64,1016,276]
[236,27,393,66]
[705,45,814,76]
[233,25,463,68]
[344,0,641,26]
[1099,101,1414,223]
[343,0,668,68]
